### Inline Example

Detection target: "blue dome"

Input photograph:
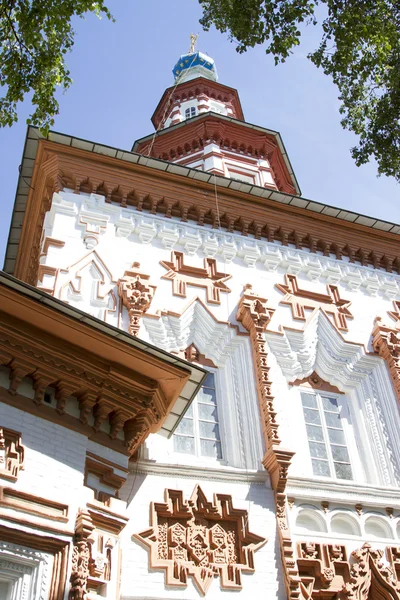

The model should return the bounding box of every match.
[172,51,218,83]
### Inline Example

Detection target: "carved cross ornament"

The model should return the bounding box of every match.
[296,541,400,600]
[134,485,266,595]
[276,274,353,331]
[118,263,156,336]
[0,427,24,482]
[160,251,231,304]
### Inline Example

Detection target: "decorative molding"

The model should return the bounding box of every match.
[0,487,68,522]
[58,249,117,321]
[290,371,343,394]
[0,524,69,600]
[68,504,127,598]
[143,297,264,471]
[84,456,127,503]
[0,540,51,600]
[69,509,94,600]
[0,427,24,482]
[160,251,231,304]
[14,142,400,290]
[276,274,353,331]
[42,191,400,298]
[134,459,268,483]
[118,263,156,336]
[372,319,400,401]
[134,485,266,595]
[236,284,299,600]
[183,343,217,367]
[296,542,400,600]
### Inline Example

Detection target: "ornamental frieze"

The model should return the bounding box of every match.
[134,485,266,595]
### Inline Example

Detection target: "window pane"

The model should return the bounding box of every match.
[322,396,339,412]
[331,445,350,462]
[199,421,220,440]
[198,403,218,421]
[203,373,215,388]
[325,412,342,428]
[306,424,324,442]
[327,428,346,445]
[309,441,328,459]
[334,462,353,480]
[301,393,317,409]
[174,435,195,454]
[175,417,194,435]
[185,404,193,418]
[303,408,321,425]
[198,387,217,405]
[311,459,331,477]
[200,439,222,459]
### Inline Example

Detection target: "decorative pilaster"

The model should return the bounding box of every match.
[372,318,400,400]
[236,284,299,600]
[118,263,156,336]
[69,510,94,600]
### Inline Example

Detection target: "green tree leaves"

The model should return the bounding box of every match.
[199,0,400,181]
[0,0,112,131]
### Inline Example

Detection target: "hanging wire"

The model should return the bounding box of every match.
[212,173,252,533]
[145,52,199,158]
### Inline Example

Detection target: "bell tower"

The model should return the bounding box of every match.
[133,41,300,195]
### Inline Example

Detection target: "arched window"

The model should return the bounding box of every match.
[184,106,196,119]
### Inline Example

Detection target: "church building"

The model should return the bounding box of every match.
[2,42,400,600]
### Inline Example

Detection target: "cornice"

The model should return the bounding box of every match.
[134,113,297,194]
[133,459,267,483]
[287,476,400,508]
[0,276,205,455]
[7,130,400,282]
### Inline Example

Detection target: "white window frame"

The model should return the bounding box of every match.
[300,387,360,482]
[173,368,224,463]
[184,106,197,119]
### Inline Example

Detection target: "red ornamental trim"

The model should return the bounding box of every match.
[160,251,231,304]
[134,485,266,596]
[276,274,353,331]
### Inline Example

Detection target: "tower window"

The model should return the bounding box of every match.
[301,391,353,480]
[184,106,196,119]
[174,372,222,459]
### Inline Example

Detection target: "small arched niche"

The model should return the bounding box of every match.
[330,512,361,536]
[364,516,393,540]
[296,508,327,533]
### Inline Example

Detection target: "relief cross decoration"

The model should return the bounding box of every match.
[276,274,353,331]
[160,251,231,304]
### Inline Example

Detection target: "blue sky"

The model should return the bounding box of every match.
[1,0,399,266]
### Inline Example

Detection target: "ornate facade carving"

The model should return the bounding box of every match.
[160,251,231,304]
[0,427,24,482]
[236,284,299,600]
[118,263,156,336]
[296,541,400,600]
[276,274,353,331]
[373,319,400,401]
[69,510,94,600]
[290,371,343,394]
[69,505,127,599]
[134,485,266,595]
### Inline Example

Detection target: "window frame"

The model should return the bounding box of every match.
[184,106,196,119]
[300,387,355,481]
[173,368,224,462]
